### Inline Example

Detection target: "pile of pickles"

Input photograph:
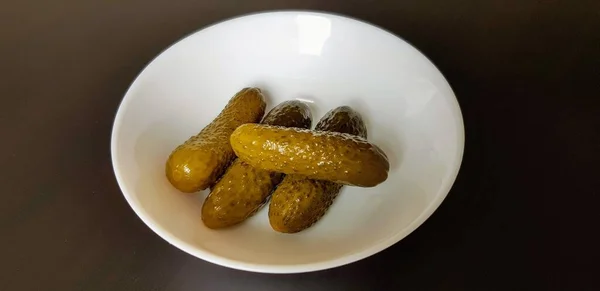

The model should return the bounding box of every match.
[165,87,389,233]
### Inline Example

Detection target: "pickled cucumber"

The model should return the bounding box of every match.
[166,87,266,193]
[201,101,312,228]
[230,121,389,187]
[269,106,368,233]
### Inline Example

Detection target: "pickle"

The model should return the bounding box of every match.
[166,88,266,193]
[202,101,312,229]
[268,106,368,233]
[230,121,389,187]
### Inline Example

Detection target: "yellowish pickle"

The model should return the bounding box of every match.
[202,101,312,229]
[166,88,266,193]
[230,120,389,187]
[269,106,368,233]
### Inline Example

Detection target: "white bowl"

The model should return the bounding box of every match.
[111,11,464,273]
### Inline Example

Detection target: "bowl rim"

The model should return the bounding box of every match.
[110,10,465,274]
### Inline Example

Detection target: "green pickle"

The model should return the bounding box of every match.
[230,115,389,187]
[166,88,266,193]
[268,106,370,233]
[202,101,312,229]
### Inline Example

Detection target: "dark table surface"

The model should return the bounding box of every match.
[1,1,599,290]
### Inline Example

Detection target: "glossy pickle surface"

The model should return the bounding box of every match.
[268,106,369,233]
[202,101,312,229]
[166,87,266,193]
[230,118,389,187]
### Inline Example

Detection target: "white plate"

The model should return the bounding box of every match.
[111,11,464,273]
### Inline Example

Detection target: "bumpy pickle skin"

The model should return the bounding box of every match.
[165,88,266,193]
[230,119,389,187]
[202,101,312,229]
[268,106,369,233]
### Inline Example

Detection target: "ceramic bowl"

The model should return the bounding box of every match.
[111,11,464,273]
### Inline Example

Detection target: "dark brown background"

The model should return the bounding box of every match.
[1,1,599,290]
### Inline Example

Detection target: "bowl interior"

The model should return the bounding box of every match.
[112,12,463,273]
